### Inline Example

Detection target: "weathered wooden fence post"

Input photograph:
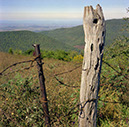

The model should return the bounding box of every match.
[33,44,51,127]
[79,4,106,127]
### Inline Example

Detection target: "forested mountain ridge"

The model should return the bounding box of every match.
[41,19,129,48]
[0,19,128,52]
[0,30,75,52]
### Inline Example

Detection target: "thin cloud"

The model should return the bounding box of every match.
[0,12,83,20]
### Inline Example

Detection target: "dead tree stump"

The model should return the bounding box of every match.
[79,4,106,127]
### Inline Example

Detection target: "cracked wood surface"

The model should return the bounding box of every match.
[79,4,106,127]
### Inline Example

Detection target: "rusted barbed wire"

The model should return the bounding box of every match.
[0,60,31,75]
[51,96,123,125]
[1,55,127,82]
[64,98,123,119]
[0,55,128,101]
[0,55,40,76]
[54,64,81,76]
[53,64,81,88]
[1,65,35,76]
[54,76,80,88]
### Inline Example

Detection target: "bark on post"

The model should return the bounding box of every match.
[33,44,51,127]
[79,4,106,127]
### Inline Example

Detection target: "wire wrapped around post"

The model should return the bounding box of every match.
[33,44,51,127]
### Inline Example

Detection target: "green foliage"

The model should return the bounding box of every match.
[41,25,84,47]
[8,48,24,55]
[23,49,83,62]
[41,50,69,61]
[14,49,22,55]
[0,31,75,53]
[97,36,129,126]
[8,48,13,54]
[40,50,81,61]
[72,54,83,62]
[24,49,34,55]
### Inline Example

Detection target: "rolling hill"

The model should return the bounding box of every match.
[0,19,128,52]
[0,30,75,52]
[41,19,129,48]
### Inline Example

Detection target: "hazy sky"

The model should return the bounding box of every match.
[0,0,129,21]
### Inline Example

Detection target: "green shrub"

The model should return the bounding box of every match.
[8,48,13,54]
[24,49,34,55]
